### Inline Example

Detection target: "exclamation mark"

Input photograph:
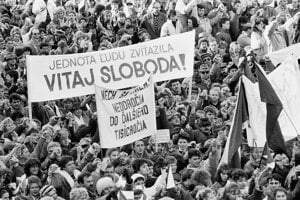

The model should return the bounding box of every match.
[179,54,186,70]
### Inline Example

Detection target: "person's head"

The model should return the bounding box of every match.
[104,163,115,177]
[187,17,198,28]
[177,131,190,151]
[63,98,73,111]
[9,93,23,110]
[132,158,149,176]
[209,88,220,102]
[31,28,40,40]
[168,9,177,22]
[199,188,217,200]
[267,174,283,189]
[181,168,194,189]
[278,0,287,8]
[188,149,201,168]
[209,38,218,52]
[24,158,41,177]
[170,79,181,93]
[199,117,211,134]
[134,140,145,154]
[27,175,41,197]
[191,170,212,187]
[47,142,62,160]
[223,182,241,200]
[59,156,75,175]
[198,38,209,52]
[0,188,11,200]
[253,18,266,33]
[70,187,89,200]
[106,148,119,162]
[197,4,206,17]
[40,185,58,200]
[96,177,115,196]
[292,0,299,9]
[77,172,93,190]
[216,164,230,183]
[198,63,210,81]
[152,1,161,15]
[132,174,145,190]
[220,18,230,30]
[165,156,177,173]
[117,11,126,24]
[273,187,288,200]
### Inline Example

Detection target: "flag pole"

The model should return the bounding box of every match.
[26,56,33,123]
[188,76,193,102]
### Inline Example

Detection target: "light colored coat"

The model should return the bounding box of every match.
[32,0,57,25]
[160,20,181,37]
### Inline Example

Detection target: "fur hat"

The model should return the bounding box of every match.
[96,177,114,195]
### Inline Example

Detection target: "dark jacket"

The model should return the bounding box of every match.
[141,12,167,39]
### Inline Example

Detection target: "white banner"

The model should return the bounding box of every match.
[95,75,156,148]
[26,31,195,102]
[243,55,300,147]
[268,43,300,66]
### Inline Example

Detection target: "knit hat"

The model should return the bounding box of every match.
[40,185,55,197]
[96,177,114,195]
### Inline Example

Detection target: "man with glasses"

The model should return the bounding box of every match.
[141,0,167,39]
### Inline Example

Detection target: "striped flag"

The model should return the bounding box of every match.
[219,79,249,168]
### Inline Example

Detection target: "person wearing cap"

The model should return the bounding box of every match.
[160,9,180,37]
[141,0,167,39]
[197,63,211,91]
[32,0,57,25]
[237,23,252,49]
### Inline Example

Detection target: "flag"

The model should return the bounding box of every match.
[166,166,175,189]
[118,191,134,200]
[259,142,275,169]
[255,63,287,154]
[219,79,249,168]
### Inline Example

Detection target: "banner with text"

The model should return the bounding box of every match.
[95,75,156,148]
[27,31,195,102]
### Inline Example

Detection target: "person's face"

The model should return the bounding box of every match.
[210,90,219,102]
[1,192,9,200]
[152,2,161,15]
[169,162,177,173]
[206,111,215,122]
[83,176,94,190]
[49,146,62,159]
[105,166,115,177]
[200,124,211,134]
[103,185,115,195]
[57,11,64,19]
[5,74,13,83]
[110,151,119,161]
[210,41,218,52]
[199,66,210,80]
[135,141,145,154]
[64,160,76,175]
[292,0,299,8]
[275,191,287,200]
[139,163,149,176]
[187,19,193,28]
[118,15,126,24]
[199,41,208,51]
[11,99,22,110]
[178,138,188,150]
[6,41,14,51]
[197,8,205,17]
[170,115,181,125]
[223,21,230,30]
[134,179,145,190]
[13,34,21,42]
[29,183,40,197]
[29,164,40,175]
[64,101,73,110]
[68,13,76,21]
[31,30,40,40]
[74,109,82,117]
[226,188,241,200]
[281,154,289,166]
[170,15,176,22]
[268,179,281,189]
[279,0,287,7]
[171,81,181,92]
[204,192,217,200]
[220,171,229,182]
[148,165,154,177]
[104,12,112,21]
[189,156,201,168]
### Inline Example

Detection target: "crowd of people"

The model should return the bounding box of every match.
[0,0,300,200]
